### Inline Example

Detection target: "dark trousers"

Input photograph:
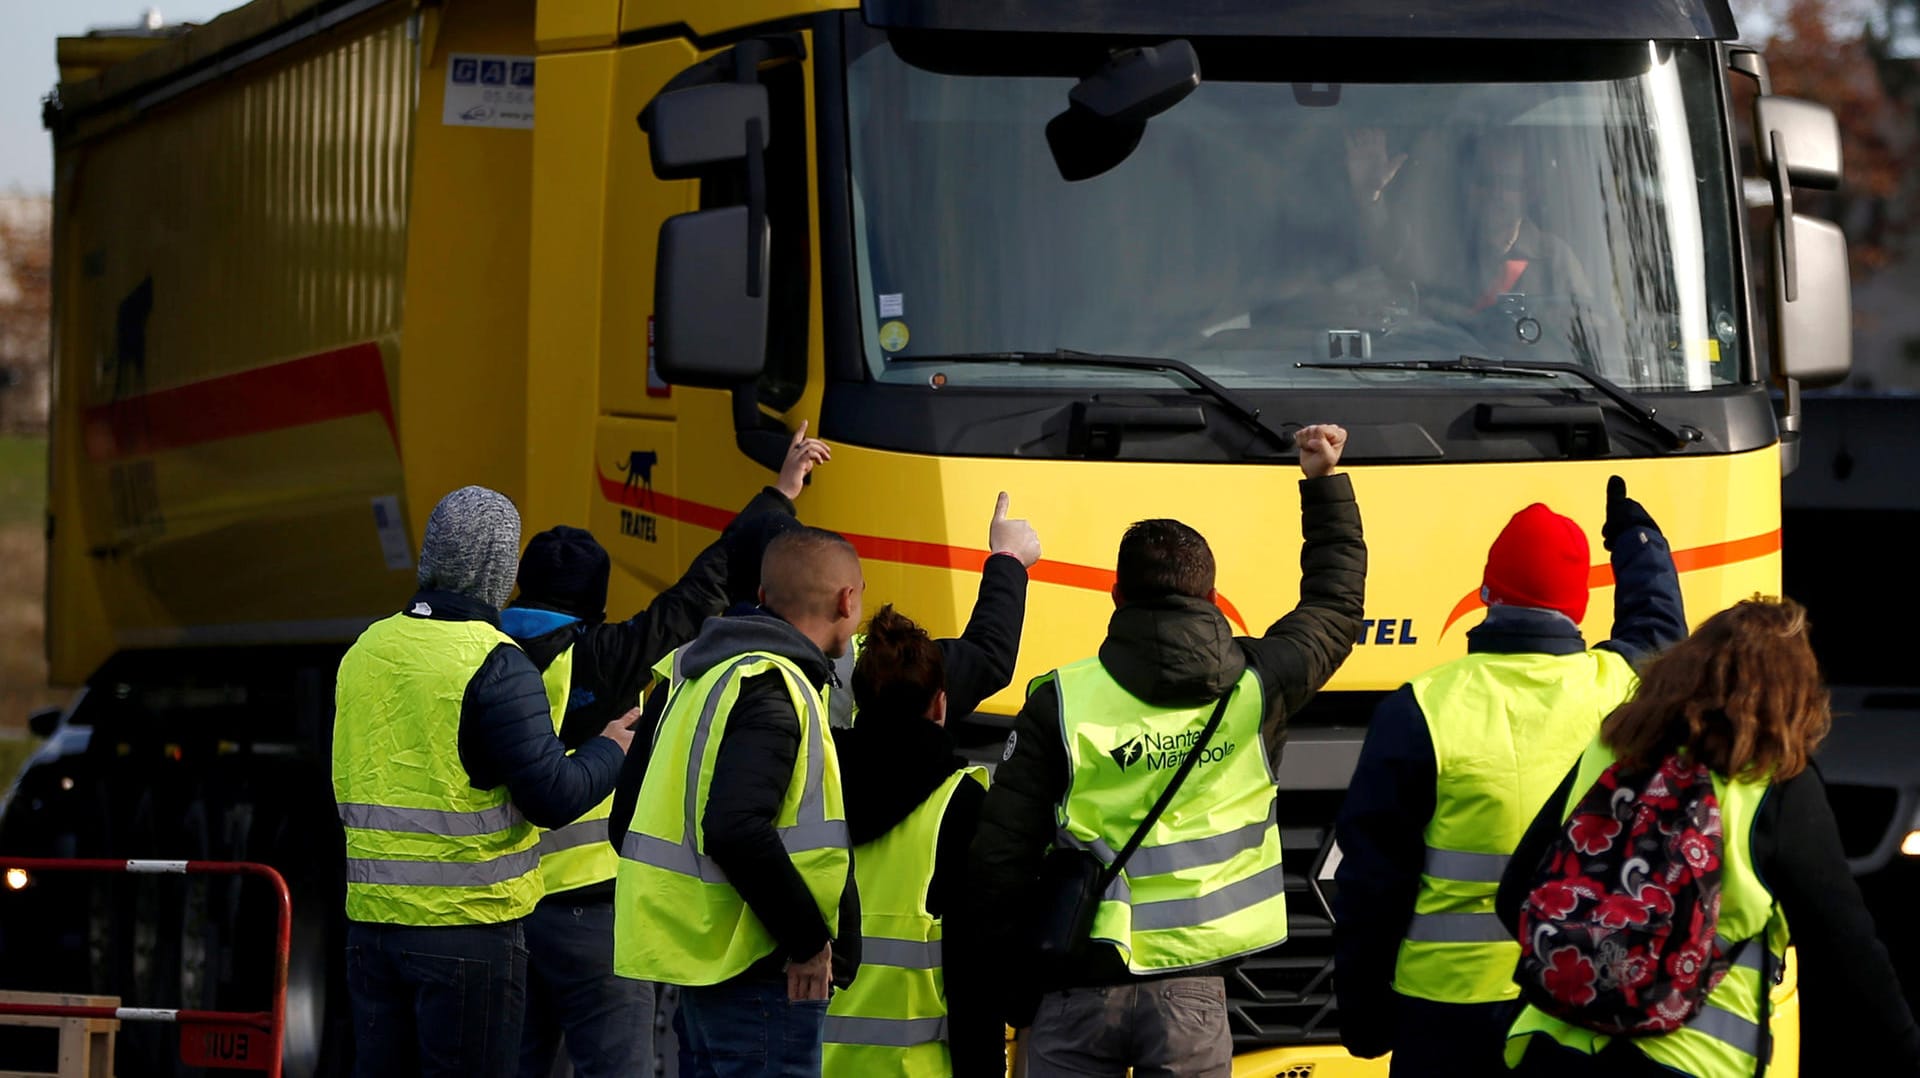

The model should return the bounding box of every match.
[677,973,828,1078]
[1508,1033,1677,1077]
[1388,995,1522,1077]
[1025,976,1233,1078]
[346,919,527,1078]
[517,897,656,1078]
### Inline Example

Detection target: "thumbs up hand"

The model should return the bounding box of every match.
[988,492,1042,569]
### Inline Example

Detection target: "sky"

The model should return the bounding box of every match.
[0,3,237,194]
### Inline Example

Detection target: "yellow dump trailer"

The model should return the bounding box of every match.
[1,0,1846,1073]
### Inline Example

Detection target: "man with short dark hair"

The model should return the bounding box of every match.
[968,424,1367,1078]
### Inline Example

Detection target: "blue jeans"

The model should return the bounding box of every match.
[677,973,828,1078]
[346,920,527,1078]
[517,898,656,1078]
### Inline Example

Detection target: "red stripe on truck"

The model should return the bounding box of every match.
[82,343,396,461]
[1438,528,1784,638]
[596,469,1253,633]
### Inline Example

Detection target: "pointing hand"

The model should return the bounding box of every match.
[775,420,832,500]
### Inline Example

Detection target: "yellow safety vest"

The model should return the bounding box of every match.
[1507,738,1791,1076]
[1395,648,1639,1002]
[332,612,541,925]
[529,646,622,896]
[1049,658,1286,974]
[614,647,849,985]
[824,766,987,1077]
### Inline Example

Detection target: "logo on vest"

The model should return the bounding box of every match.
[1109,729,1235,771]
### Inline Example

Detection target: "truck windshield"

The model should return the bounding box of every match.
[845,39,1743,394]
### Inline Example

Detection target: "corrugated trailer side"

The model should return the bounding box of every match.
[8,3,541,1074]
[46,1,419,684]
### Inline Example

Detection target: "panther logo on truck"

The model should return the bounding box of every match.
[616,449,659,505]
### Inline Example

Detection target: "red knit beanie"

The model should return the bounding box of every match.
[1482,503,1591,624]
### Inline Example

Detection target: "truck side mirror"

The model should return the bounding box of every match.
[1771,216,1851,388]
[1756,96,1841,191]
[27,705,60,739]
[640,80,773,388]
[643,83,770,177]
[1756,95,1851,388]
[654,207,771,387]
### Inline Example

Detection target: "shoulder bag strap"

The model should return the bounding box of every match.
[1096,692,1235,891]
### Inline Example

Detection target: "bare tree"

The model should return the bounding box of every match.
[0,197,51,435]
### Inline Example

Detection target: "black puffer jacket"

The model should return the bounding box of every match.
[835,720,999,1077]
[509,486,796,747]
[967,473,1366,1024]
[397,590,625,830]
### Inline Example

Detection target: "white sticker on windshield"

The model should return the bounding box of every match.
[878,293,904,318]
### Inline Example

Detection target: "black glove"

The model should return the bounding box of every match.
[1602,475,1657,550]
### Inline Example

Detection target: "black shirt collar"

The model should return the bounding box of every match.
[1466,605,1587,656]
[403,589,501,627]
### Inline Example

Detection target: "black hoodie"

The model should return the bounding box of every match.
[967,473,1367,1024]
[651,612,863,987]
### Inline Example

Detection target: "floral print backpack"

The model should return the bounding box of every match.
[1515,752,1748,1035]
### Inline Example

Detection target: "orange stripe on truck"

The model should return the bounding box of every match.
[1439,528,1783,638]
[596,469,1253,633]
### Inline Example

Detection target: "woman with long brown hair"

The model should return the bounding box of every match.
[1496,596,1920,1075]
[823,605,1009,1077]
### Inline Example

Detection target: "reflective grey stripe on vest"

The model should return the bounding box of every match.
[1423,845,1509,884]
[346,848,540,887]
[338,801,523,837]
[1129,861,1286,932]
[1686,1004,1765,1057]
[1056,805,1276,882]
[862,936,942,971]
[620,655,845,880]
[1405,912,1511,943]
[620,818,849,884]
[824,1014,948,1049]
[1718,933,1766,974]
[537,817,609,857]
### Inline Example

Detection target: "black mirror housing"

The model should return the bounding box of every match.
[654,206,771,388]
[1046,40,1200,182]
[1045,109,1146,182]
[1069,41,1201,123]
[28,705,60,739]
[643,83,770,178]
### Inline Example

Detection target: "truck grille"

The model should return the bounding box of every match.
[1227,806,1345,1048]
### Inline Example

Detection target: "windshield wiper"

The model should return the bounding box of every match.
[891,349,1295,453]
[1296,355,1702,452]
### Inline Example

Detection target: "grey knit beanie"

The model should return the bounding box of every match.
[417,486,521,610]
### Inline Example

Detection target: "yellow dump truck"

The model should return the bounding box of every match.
[0,0,1848,1073]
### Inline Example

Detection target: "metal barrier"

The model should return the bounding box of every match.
[0,858,291,1076]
